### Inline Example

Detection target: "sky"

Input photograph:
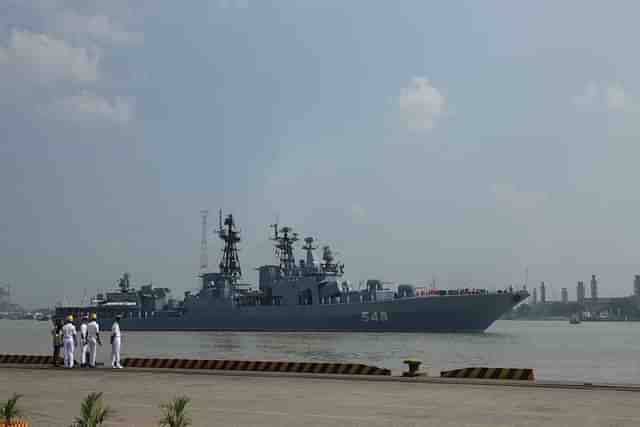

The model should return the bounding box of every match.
[1,1,640,308]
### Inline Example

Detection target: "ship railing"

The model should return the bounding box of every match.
[413,288,515,298]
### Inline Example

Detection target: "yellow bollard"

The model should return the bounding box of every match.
[402,359,426,377]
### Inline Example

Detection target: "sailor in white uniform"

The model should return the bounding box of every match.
[86,313,102,368]
[61,315,77,368]
[111,315,123,369]
[78,315,89,367]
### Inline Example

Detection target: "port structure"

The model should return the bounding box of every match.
[218,211,242,281]
[0,282,10,308]
[271,223,299,277]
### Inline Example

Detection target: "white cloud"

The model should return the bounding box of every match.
[55,12,144,46]
[0,30,100,83]
[492,183,547,212]
[350,203,366,220]
[219,0,250,9]
[605,83,632,112]
[0,2,143,130]
[41,91,134,125]
[572,81,599,108]
[573,81,636,113]
[397,77,446,132]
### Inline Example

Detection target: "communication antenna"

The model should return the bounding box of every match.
[200,210,209,271]
[547,281,556,301]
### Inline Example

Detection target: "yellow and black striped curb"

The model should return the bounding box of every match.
[0,354,60,364]
[441,367,534,381]
[0,421,29,427]
[121,358,391,375]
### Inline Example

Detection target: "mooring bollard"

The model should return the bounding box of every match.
[402,359,426,377]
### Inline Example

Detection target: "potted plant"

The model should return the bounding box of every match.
[70,392,112,427]
[159,396,191,427]
[1,393,27,427]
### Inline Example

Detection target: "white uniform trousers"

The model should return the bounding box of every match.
[88,338,98,367]
[63,337,75,368]
[79,342,89,365]
[111,337,121,368]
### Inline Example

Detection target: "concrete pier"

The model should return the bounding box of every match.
[1,367,640,426]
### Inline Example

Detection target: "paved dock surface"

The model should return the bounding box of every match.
[1,367,640,426]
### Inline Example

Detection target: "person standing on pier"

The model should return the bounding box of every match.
[61,315,77,368]
[78,315,89,367]
[111,314,123,369]
[51,318,63,367]
[86,313,101,368]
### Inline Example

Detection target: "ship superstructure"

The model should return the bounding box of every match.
[55,272,175,322]
[56,213,528,332]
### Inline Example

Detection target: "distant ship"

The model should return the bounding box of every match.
[56,213,528,332]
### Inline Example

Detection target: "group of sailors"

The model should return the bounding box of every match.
[51,313,122,369]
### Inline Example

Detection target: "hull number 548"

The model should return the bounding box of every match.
[361,312,389,322]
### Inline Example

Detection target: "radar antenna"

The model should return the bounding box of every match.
[118,273,131,293]
[302,237,317,270]
[321,245,344,275]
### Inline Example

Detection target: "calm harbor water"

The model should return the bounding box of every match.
[2,319,639,383]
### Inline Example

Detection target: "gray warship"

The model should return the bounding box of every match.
[56,213,527,332]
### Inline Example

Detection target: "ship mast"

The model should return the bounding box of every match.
[218,210,242,281]
[302,237,317,270]
[271,223,298,277]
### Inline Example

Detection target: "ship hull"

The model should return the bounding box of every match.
[100,293,523,333]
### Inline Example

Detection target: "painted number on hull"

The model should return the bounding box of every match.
[361,312,388,322]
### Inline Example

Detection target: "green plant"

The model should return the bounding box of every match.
[158,396,192,427]
[70,392,112,427]
[1,393,23,425]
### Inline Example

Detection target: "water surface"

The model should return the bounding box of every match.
[2,319,639,383]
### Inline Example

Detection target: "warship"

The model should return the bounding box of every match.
[56,212,528,332]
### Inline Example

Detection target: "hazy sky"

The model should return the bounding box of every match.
[2,1,640,308]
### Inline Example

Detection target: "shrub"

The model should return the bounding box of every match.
[1,393,23,426]
[159,396,192,427]
[69,392,112,427]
